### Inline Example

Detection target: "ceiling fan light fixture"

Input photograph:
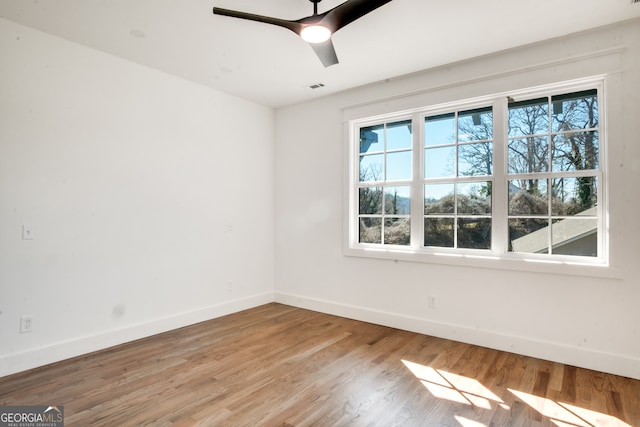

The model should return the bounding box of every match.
[300,25,331,43]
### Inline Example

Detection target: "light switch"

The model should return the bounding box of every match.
[22,225,34,240]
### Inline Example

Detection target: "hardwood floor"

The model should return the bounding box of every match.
[1,303,639,426]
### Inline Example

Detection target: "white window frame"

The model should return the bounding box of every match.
[346,77,610,277]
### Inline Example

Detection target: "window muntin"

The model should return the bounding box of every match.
[350,82,605,265]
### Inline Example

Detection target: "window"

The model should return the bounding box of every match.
[424,108,493,250]
[358,120,412,245]
[507,90,600,257]
[348,80,606,266]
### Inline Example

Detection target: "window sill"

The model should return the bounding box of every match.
[343,246,620,280]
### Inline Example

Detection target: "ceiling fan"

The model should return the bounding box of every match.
[213,0,393,67]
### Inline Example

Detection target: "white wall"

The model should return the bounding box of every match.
[274,19,640,380]
[0,18,275,377]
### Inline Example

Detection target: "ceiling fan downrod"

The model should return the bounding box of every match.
[310,0,321,16]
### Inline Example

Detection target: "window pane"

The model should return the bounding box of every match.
[552,90,598,132]
[458,108,493,142]
[508,179,548,215]
[508,98,549,137]
[425,184,454,214]
[359,187,382,214]
[359,217,381,244]
[458,182,492,215]
[458,218,491,249]
[551,131,599,172]
[425,113,455,147]
[551,177,597,215]
[359,154,383,182]
[508,137,549,174]
[386,151,412,180]
[384,218,410,245]
[509,218,549,253]
[458,142,493,176]
[425,146,455,178]
[387,120,412,150]
[424,217,454,247]
[360,125,383,154]
[551,218,597,257]
[384,186,411,214]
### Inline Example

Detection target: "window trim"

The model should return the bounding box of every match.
[346,77,614,278]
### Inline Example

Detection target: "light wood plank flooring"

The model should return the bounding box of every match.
[1,303,639,426]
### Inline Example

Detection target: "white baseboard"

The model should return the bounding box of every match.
[274,291,640,380]
[5,291,638,381]
[0,292,274,378]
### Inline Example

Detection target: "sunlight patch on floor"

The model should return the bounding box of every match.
[402,359,630,427]
[402,359,504,411]
[454,415,487,427]
[509,389,631,427]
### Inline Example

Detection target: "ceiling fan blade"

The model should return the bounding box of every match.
[213,7,302,34]
[318,0,393,32]
[310,38,339,67]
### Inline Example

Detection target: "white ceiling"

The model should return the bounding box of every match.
[1,0,639,108]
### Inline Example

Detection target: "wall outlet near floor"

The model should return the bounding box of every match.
[428,296,438,309]
[20,315,34,333]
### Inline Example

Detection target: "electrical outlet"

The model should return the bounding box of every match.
[227,280,233,292]
[20,316,33,333]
